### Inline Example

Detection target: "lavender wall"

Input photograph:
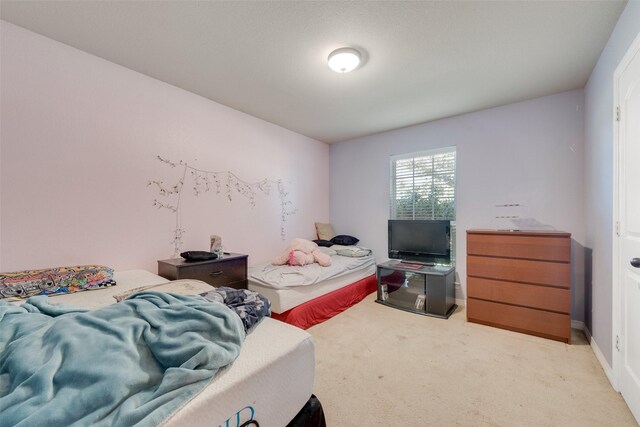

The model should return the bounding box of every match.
[0,22,329,272]
[584,1,640,367]
[330,90,586,320]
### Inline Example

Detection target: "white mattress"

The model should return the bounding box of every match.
[9,270,315,427]
[164,315,315,427]
[249,263,376,313]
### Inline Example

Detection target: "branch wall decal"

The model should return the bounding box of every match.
[148,156,297,255]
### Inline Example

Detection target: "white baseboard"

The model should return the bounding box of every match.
[570,323,616,390]
[581,325,617,391]
[455,298,465,307]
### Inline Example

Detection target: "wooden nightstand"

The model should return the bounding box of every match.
[157,253,248,289]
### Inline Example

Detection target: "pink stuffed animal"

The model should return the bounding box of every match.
[272,238,332,267]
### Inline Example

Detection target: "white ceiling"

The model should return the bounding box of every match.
[0,1,626,144]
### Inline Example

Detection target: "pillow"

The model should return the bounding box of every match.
[313,239,334,247]
[316,246,337,257]
[330,235,359,246]
[315,223,335,240]
[331,244,371,257]
[0,265,115,300]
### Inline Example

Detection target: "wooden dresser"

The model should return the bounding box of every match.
[466,230,571,343]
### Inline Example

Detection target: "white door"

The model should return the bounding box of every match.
[617,33,640,423]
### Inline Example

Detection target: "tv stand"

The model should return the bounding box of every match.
[376,260,456,318]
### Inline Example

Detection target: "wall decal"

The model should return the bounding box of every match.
[148,156,297,255]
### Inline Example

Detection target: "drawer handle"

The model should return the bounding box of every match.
[209,271,223,277]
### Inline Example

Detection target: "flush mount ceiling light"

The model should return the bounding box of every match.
[327,47,361,73]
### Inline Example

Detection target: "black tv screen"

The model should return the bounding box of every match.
[388,220,450,261]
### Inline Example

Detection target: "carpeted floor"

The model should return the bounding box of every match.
[308,294,637,426]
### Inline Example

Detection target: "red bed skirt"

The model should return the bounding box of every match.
[271,274,377,330]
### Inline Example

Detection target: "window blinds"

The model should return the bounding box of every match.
[390,148,456,220]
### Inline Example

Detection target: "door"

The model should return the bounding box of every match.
[616,33,640,423]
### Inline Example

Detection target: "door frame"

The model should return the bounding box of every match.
[612,30,640,392]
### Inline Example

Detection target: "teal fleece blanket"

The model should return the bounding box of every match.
[0,292,245,427]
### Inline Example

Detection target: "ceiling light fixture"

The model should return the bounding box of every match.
[328,47,361,73]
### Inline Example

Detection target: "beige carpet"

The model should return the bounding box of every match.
[308,294,637,426]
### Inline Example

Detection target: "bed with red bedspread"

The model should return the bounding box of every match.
[248,253,377,329]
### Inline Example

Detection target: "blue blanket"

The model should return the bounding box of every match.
[0,292,245,427]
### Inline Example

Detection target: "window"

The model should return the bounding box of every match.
[390,147,456,261]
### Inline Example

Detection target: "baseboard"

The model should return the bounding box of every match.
[571,320,584,331]
[455,298,465,307]
[584,325,617,391]
[571,323,616,391]
[582,323,592,342]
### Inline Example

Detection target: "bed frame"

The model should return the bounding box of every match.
[271,274,377,329]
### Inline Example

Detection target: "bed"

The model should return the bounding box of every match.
[248,252,377,329]
[3,270,318,427]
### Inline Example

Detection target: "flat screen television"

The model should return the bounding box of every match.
[388,219,451,264]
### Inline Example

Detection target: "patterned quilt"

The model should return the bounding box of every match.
[0,265,115,299]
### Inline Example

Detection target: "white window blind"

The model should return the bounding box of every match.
[390,147,456,221]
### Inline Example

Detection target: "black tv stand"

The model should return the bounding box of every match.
[376,260,456,319]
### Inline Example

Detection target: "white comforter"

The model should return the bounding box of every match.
[249,254,375,289]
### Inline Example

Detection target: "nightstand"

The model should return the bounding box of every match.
[157,253,248,289]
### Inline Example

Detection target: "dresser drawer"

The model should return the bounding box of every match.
[467,277,570,314]
[467,255,570,288]
[178,258,246,287]
[467,298,571,343]
[467,234,570,262]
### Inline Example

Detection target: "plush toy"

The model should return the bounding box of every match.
[272,238,332,267]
